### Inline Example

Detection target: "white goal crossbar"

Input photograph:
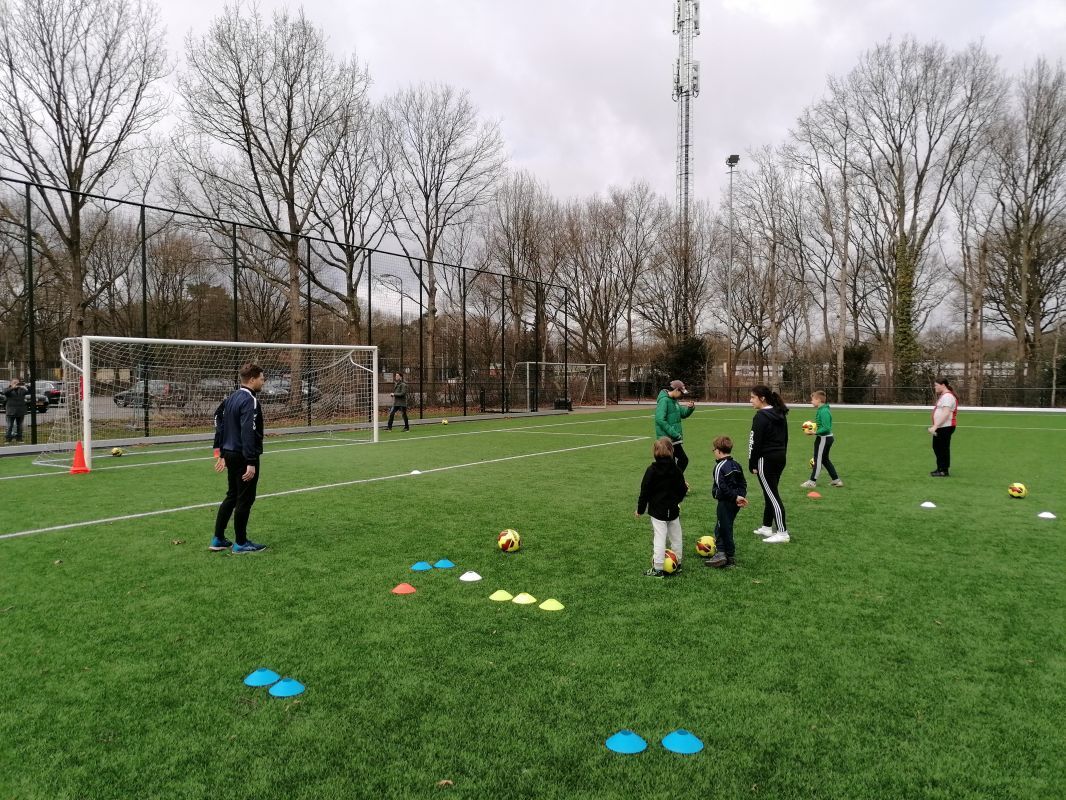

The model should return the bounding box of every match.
[37,336,378,471]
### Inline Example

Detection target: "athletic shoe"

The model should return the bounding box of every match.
[763,531,791,543]
[643,567,664,578]
[831,479,844,487]
[753,526,773,537]
[800,480,817,488]
[232,541,268,554]
[209,536,233,551]
[671,563,683,575]
[704,553,728,568]
[930,471,949,477]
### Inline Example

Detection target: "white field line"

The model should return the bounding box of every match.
[0,416,652,482]
[0,435,644,541]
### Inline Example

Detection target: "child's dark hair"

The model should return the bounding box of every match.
[653,436,674,458]
[712,435,733,453]
[751,385,789,415]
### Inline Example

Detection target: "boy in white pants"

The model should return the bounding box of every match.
[635,436,689,577]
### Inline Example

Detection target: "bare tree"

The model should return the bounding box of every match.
[384,83,505,401]
[0,0,167,336]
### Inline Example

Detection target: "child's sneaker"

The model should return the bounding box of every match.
[642,567,665,578]
[232,541,268,554]
[209,536,233,551]
[800,480,816,488]
[831,479,844,487]
[704,553,728,568]
[753,526,773,537]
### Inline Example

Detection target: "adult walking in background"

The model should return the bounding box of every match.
[210,363,268,553]
[386,372,409,431]
[654,379,695,473]
[749,385,791,544]
[929,377,958,477]
[3,377,29,443]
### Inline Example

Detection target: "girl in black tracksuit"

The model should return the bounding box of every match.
[748,385,790,543]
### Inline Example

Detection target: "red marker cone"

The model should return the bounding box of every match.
[807,491,821,499]
[391,583,416,595]
[70,441,90,475]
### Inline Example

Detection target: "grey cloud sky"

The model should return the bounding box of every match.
[161,1,1066,204]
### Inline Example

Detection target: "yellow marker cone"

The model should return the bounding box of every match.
[539,599,564,612]
[489,590,513,602]
[512,592,537,605]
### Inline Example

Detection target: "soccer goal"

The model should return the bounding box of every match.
[36,337,378,471]
[509,362,608,410]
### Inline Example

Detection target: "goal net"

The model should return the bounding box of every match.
[36,337,378,471]
[509,362,608,410]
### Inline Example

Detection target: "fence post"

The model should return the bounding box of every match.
[366,251,373,346]
[500,274,506,413]
[563,286,569,408]
[140,204,148,338]
[231,222,239,343]
[24,184,37,444]
[461,265,468,417]
[418,259,424,419]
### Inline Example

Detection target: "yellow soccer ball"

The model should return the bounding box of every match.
[695,536,716,558]
[498,528,521,552]
[662,548,680,574]
[1007,482,1028,499]
[809,457,816,469]
[111,447,124,457]
[441,419,449,425]
[802,420,816,435]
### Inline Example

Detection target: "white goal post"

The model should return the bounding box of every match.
[36,336,378,471]
[509,362,608,410]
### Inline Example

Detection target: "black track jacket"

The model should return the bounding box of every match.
[748,407,788,472]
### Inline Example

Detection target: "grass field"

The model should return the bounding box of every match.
[2,405,1065,799]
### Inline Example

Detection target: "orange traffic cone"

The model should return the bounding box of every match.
[70,441,90,474]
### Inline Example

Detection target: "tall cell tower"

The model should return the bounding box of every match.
[672,0,700,335]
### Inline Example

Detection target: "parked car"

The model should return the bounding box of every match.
[196,378,234,401]
[35,380,64,405]
[113,380,189,408]
[259,379,323,404]
[0,380,48,413]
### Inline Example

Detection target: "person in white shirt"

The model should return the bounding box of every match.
[928,377,958,477]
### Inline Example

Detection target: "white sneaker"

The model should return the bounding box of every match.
[800,480,816,489]
[763,531,791,543]
[831,479,844,487]
[753,526,773,537]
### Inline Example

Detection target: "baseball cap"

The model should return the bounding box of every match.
[669,380,688,395]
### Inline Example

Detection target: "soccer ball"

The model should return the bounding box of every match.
[1007,482,1028,499]
[695,536,716,558]
[809,457,816,469]
[662,548,680,574]
[111,447,124,457]
[497,528,521,552]
[802,420,816,434]
[441,419,449,425]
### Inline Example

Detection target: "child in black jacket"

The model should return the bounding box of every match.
[635,436,689,577]
[705,436,748,568]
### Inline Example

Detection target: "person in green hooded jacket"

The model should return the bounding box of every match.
[654,379,695,473]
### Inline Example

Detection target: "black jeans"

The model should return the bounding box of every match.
[932,426,955,473]
[810,435,838,481]
[756,453,787,532]
[387,406,409,430]
[215,450,260,544]
[715,500,740,559]
[673,442,689,474]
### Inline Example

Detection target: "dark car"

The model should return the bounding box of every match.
[113,380,189,408]
[259,379,323,404]
[197,378,234,401]
[0,380,48,413]
[35,380,64,405]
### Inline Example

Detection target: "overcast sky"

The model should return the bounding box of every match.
[160,1,1066,205]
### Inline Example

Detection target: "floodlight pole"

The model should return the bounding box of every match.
[672,0,700,337]
[726,154,739,400]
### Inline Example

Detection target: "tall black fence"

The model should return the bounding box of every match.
[0,176,571,442]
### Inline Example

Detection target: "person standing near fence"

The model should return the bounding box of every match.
[654,379,695,473]
[928,377,958,477]
[3,377,28,443]
[386,372,409,431]
[210,363,268,553]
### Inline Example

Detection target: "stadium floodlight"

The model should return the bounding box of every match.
[36,337,378,471]
[727,154,740,167]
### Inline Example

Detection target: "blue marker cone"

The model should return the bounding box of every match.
[410,561,432,571]
[268,677,305,698]
[661,729,703,754]
[243,668,280,688]
[605,730,647,754]
[433,559,455,569]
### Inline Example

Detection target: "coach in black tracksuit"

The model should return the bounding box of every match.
[748,385,790,544]
[211,363,267,552]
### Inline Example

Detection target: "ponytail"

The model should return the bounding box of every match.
[751,385,789,415]
[934,376,955,393]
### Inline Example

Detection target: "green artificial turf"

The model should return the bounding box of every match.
[1,407,1064,799]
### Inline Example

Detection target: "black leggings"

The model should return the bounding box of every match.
[756,453,787,532]
[932,426,955,473]
[810,435,838,481]
[673,442,689,474]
